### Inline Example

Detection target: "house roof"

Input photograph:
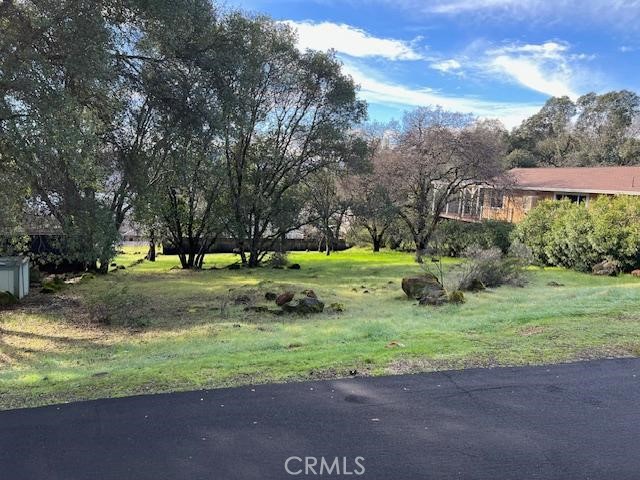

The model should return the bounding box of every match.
[509,167,640,195]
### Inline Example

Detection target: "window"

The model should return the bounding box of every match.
[555,193,588,204]
[490,191,504,209]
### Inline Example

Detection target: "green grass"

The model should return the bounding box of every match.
[1,247,640,410]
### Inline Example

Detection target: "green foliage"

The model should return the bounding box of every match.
[435,220,514,257]
[516,197,640,272]
[454,246,529,291]
[545,202,598,271]
[41,277,67,294]
[588,196,640,270]
[514,200,565,265]
[447,290,465,304]
[506,91,640,167]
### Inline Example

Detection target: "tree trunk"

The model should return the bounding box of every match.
[147,229,156,262]
[97,259,109,274]
[248,250,260,268]
[372,236,382,252]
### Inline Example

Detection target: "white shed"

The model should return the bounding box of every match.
[0,256,30,299]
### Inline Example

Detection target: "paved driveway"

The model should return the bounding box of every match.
[1,358,639,479]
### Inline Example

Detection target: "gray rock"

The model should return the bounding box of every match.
[401,274,442,300]
[282,297,325,314]
[418,289,448,306]
[592,260,619,276]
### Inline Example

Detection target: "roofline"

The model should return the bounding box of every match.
[514,186,640,196]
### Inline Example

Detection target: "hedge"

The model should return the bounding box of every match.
[435,220,514,257]
[514,196,640,272]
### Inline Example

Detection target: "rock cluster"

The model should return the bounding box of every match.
[401,274,448,306]
[272,290,325,314]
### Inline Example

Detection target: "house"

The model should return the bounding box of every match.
[441,166,640,223]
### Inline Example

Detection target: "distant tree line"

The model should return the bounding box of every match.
[506,91,640,167]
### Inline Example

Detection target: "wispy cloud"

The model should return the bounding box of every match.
[418,0,640,27]
[281,20,424,60]
[341,63,541,128]
[428,0,526,14]
[485,41,579,98]
[430,59,462,73]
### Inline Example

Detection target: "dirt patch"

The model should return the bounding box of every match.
[385,356,501,375]
[4,291,92,323]
[519,326,545,336]
[572,345,638,361]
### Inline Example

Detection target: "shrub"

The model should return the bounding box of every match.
[514,200,565,265]
[588,195,640,271]
[448,290,465,304]
[545,202,598,272]
[516,196,640,272]
[435,220,514,257]
[454,246,528,291]
[265,251,289,268]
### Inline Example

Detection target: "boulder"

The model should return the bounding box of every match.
[264,292,278,301]
[276,291,295,306]
[296,297,325,314]
[0,291,18,306]
[283,297,325,314]
[592,260,619,276]
[418,289,448,306]
[631,269,640,277]
[401,274,441,300]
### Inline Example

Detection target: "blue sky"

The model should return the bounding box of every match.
[229,0,640,128]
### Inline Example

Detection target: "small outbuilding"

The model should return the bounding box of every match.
[0,256,30,299]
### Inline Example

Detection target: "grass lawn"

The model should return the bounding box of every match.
[1,247,640,410]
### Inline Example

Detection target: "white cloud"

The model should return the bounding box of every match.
[385,0,640,28]
[430,59,462,72]
[341,63,540,128]
[428,0,526,14]
[486,41,579,98]
[281,20,423,60]
[491,41,568,58]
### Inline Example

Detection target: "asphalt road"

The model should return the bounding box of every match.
[1,358,639,480]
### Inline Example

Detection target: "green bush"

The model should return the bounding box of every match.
[435,220,514,257]
[545,202,598,272]
[588,196,640,271]
[453,246,529,291]
[515,196,640,272]
[513,200,565,265]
